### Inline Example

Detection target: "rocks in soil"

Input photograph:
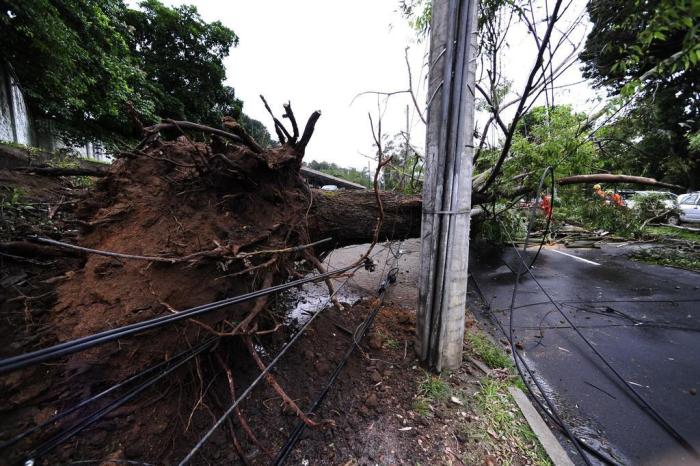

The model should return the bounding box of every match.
[367,333,383,350]
[314,360,331,376]
[365,393,379,409]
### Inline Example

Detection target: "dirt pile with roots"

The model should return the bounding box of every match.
[0,99,426,464]
[53,134,314,381]
[0,106,355,462]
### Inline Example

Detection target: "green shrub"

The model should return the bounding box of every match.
[633,193,679,221]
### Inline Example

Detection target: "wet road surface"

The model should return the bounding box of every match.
[469,244,700,465]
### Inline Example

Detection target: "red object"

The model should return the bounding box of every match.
[540,194,553,218]
[611,193,624,207]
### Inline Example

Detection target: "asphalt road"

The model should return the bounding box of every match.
[469,243,700,465]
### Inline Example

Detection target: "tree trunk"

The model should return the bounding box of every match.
[558,173,685,191]
[308,190,422,249]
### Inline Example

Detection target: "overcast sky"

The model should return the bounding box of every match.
[160,0,606,170]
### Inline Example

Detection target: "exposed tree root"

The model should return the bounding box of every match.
[244,336,327,429]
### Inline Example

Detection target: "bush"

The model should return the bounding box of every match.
[557,196,643,238]
[473,208,527,247]
[633,193,679,222]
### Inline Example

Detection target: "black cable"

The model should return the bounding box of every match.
[176,263,364,465]
[21,338,216,464]
[0,263,358,374]
[0,340,218,452]
[499,171,699,459]
[470,274,617,465]
[504,167,593,465]
[272,257,402,465]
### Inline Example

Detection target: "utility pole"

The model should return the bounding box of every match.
[416,0,478,371]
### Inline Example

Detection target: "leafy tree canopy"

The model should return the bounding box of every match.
[304,160,370,188]
[0,0,271,147]
[491,105,598,193]
[580,0,700,189]
[122,0,241,125]
[581,0,699,92]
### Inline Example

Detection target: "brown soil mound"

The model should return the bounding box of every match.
[1,110,343,464]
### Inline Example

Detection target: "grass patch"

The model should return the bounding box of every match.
[631,248,700,272]
[411,398,431,417]
[417,373,450,401]
[464,332,512,369]
[384,338,400,350]
[463,378,551,466]
[644,225,700,242]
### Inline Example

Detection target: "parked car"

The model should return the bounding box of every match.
[678,192,700,223]
[320,184,339,191]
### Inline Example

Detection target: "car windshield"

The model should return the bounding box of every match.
[681,194,699,205]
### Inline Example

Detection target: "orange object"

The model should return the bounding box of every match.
[611,192,624,207]
[540,194,553,218]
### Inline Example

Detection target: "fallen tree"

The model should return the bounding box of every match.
[558,173,686,191]
[0,103,427,464]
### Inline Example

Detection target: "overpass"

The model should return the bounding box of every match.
[300,166,367,190]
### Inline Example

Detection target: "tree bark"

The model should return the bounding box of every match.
[307,190,422,249]
[11,166,108,177]
[558,173,685,191]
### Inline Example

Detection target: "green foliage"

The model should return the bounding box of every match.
[464,332,512,369]
[581,0,700,189]
[631,248,700,272]
[645,225,700,242]
[1,0,272,147]
[559,195,643,238]
[0,187,27,209]
[417,374,450,401]
[1,0,147,142]
[304,160,370,187]
[122,0,241,126]
[633,193,678,221]
[382,134,424,194]
[473,208,526,247]
[510,106,598,185]
[239,113,277,148]
[398,0,432,39]
[468,378,552,466]
[411,397,431,417]
[384,337,401,350]
[581,0,700,90]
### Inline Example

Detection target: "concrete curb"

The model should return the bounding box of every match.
[508,386,574,466]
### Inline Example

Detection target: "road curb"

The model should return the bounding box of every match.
[508,386,574,466]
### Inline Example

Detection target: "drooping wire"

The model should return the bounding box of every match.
[176,263,365,465]
[499,167,699,460]
[272,242,403,465]
[21,338,216,465]
[1,340,217,451]
[0,263,358,374]
[500,167,593,465]
[469,275,618,465]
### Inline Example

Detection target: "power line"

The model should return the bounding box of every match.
[176,263,364,465]
[273,242,403,465]
[21,338,216,465]
[0,340,217,452]
[498,168,699,460]
[0,262,359,374]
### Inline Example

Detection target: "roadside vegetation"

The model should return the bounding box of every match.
[462,328,551,466]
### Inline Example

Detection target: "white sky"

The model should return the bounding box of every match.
[160,0,607,170]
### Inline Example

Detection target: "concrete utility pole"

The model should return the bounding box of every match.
[416,0,478,371]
